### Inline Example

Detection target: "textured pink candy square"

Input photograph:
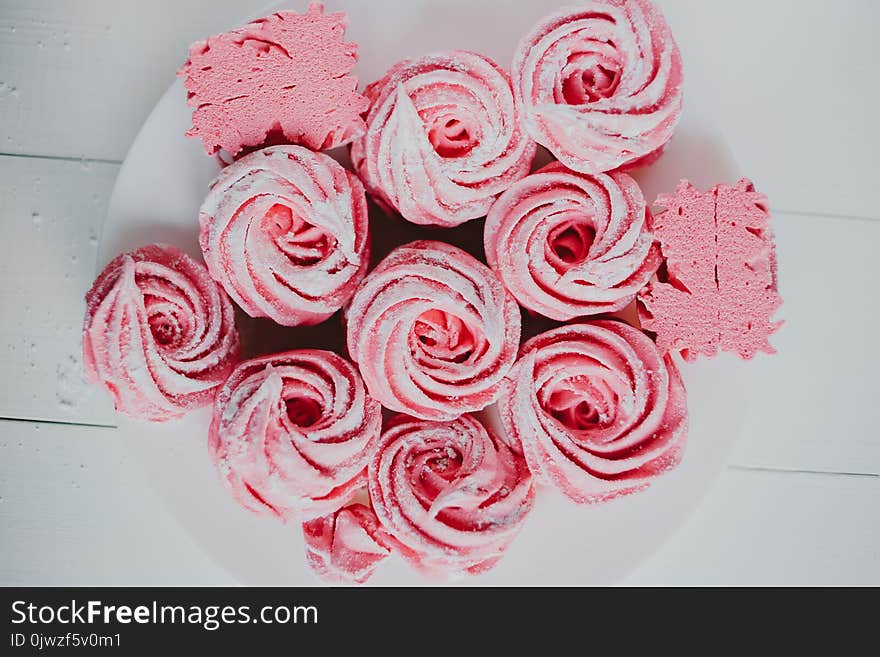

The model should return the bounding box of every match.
[638,179,782,360]
[179,3,369,157]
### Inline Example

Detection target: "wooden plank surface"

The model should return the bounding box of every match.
[3,159,877,476]
[1,0,878,585]
[626,467,880,585]
[3,420,876,585]
[1,0,877,219]
[0,154,118,426]
[0,0,269,162]
[726,212,880,475]
[0,420,234,585]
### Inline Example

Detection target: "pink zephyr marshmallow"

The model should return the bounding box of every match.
[638,179,783,360]
[497,320,688,504]
[351,50,536,227]
[512,0,683,174]
[302,503,392,585]
[180,3,369,157]
[368,413,534,577]
[209,350,382,521]
[485,161,661,320]
[83,244,240,422]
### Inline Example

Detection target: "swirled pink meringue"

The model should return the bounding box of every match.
[302,502,392,584]
[209,350,382,520]
[368,414,534,577]
[83,244,240,422]
[199,145,370,326]
[498,320,687,504]
[512,0,683,173]
[346,241,521,421]
[351,50,536,227]
[485,161,661,320]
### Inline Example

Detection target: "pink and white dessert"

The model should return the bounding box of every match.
[199,145,370,326]
[638,179,783,360]
[368,414,534,576]
[346,241,521,421]
[485,161,661,320]
[83,244,240,422]
[351,50,536,227]
[498,320,687,504]
[512,0,683,174]
[179,4,368,157]
[302,503,392,585]
[209,350,382,520]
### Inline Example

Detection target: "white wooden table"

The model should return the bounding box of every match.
[1,0,878,585]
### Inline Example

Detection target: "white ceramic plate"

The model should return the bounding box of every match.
[102,0,748,585]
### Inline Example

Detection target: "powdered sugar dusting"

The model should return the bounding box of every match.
[512,0,683,173]
[208,349,381,520]
[346,241,521,421]
[351,50,536,227]
[497,320,687,503]
[82,244,240,421]
[485,161,661,319]
[199,145,370,326]
[368,413,533,577]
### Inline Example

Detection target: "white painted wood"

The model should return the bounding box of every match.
[3,421,875,585]
[1,0,878,585]
[625,467,880,585]
[1,0,877,219]
[0,154,117,425]
[0,420,235,585]
[5,153,877,476]
[660,0,880,221]
[0,0,269,161]
[726,211,880,475]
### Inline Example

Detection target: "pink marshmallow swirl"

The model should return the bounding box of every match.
[209,350,382,520]
[350,50,536,227]
[83,244,240,422]
[346,241,521,421]
[512,0,683,174]
[498,320,687,504]
[485,161,661,320]
[302,503,392,584]
[369,414,534,577]
[199,145,370,326]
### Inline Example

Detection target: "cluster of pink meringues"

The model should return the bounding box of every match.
[83,1,779,584]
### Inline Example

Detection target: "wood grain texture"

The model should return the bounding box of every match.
[4,161,877,476]
[0,0,269,161]
[0,154,117,425]
[1,0,877,219]
[1,0,878,585]
[626,467,880,585]
[0,420,234,585]
[727,212,880,475]
[3,421,875,585]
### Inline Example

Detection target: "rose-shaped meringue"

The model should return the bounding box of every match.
[351,50,536,227]
[83,244,240,422]
[199,145,370,326]
[485,162,661,320]
[498,320,687,503]
[346,241,521,421]
[368,414,534,576]
[209,350,382,520]
[512,0,683,173]
[302,502,392,584]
